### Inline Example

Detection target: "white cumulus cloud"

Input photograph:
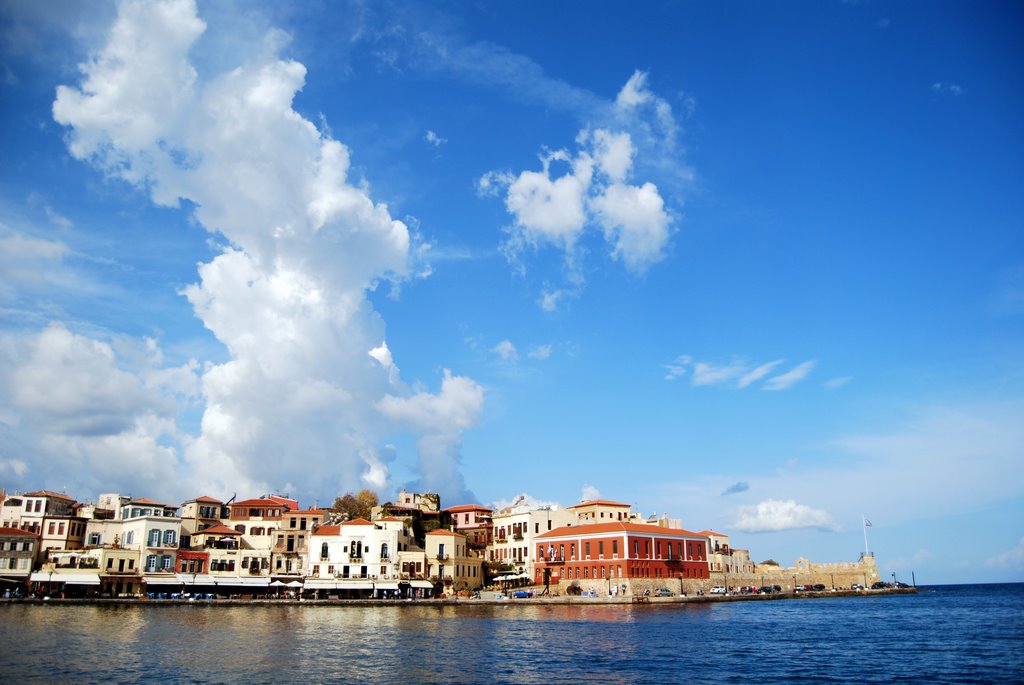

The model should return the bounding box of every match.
[49,0,482,503]
[730,498,839,533]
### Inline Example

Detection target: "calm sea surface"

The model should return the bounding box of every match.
[1,583,1021,684]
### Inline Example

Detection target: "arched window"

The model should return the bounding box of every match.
[381,543,389,559]
[320,542,329,560]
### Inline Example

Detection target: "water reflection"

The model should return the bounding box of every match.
[3,588,1022,684]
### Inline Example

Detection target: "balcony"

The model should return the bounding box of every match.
[512,533,524,541]
[436,554,450,561]
[539,555,565,564]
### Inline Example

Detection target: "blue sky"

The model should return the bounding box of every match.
[1,0,1022,584]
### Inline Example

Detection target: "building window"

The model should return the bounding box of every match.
[146,555,157,572]
[88,533,101,546]
[164,529,176,546]
[585,542,591,559]
[321,542,329,560]
[148,529,161,547]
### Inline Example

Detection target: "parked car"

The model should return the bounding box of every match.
[757,586,773,594]
[812,584,826,591]
[654,588,673,597]
[710,586,726,595]
[513,590,532,599]
[851,583,864,590]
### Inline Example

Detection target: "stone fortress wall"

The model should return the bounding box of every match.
[708,553,881,592]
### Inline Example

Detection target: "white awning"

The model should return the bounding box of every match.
[336,581,373,590]
[176,574,216,585]
[410,580,434,589]
[304,579,338,590]
[143,575,183,586]
[214,577,270,587]
[375,581,400,590]
[64,573,101,585]
[31,571,103,584]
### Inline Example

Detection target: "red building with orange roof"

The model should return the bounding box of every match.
[534,521,709,596]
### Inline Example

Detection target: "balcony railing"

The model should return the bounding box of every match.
[539,555,565,564]
[436,554,450,561]
[512,533,524,541]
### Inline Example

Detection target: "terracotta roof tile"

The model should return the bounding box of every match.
[24,490,76,501]
[0,526,38,537]
[231,498,285,508]
[186,495,224,504]
[340,518,373,526]
[426,529,465,538]
[312,525,342,536]
[569,499,631,509]
[444,504,492,513]
[129,497,176,508]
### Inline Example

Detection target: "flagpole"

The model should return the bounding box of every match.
[862,515,870,557]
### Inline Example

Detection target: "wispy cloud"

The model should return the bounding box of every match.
[738,360,783,388]
[931,82,964,97]
[425,129,446,147]
[984,537,1024,570]
[824,376,852,389]
[664,355,816,391]
[528,344,552,360]
[492,339,518,361]
[763,360,816,391]
[693,360,747,386]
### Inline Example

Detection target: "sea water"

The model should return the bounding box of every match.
[1,583,1021,683]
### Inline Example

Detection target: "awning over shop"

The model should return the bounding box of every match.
[214,577,270,587]
[410,580,434,589]
[63,573,101,585]
[375,581,400,590]
[336,581,374,590]
[30,572,101,585]
[176,574,216,585]
[143,575,183,586]
[304,579,338,590]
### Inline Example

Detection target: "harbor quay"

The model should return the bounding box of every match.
[0,585,917,608]
[1,488,893,602]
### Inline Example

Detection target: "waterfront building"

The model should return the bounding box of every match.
[444,504,492,555]
[425,528,482,593]
[271,507,328,581]
[29,547,141,598]
[1,490,77,535]
[701,530,753,575]
[179,495,230,546]
[567,499,633,522]
[0,526,38,589]
[533,521,710,596]
[38,514,88,557]
[488,496,575,578]
[307,518,403,597]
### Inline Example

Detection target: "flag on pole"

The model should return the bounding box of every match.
[864,518,873,527]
